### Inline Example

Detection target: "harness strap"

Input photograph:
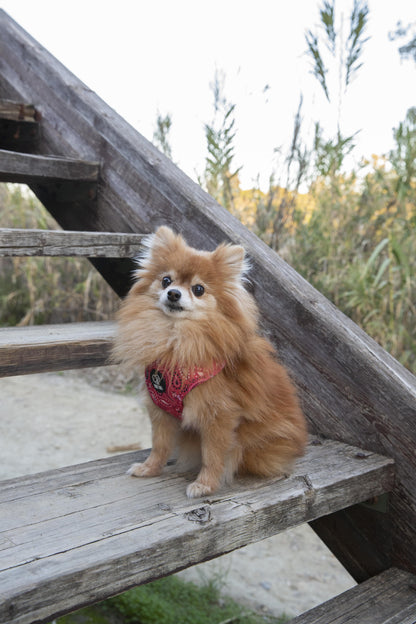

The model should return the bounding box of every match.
[145,360,225,420]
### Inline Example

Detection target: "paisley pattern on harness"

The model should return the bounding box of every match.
[145,361,225,420]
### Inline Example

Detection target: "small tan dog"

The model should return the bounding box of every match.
[113,226,307,498]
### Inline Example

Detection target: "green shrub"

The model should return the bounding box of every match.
[55,575,289,624]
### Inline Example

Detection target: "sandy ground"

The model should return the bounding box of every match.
[0,369,355,618]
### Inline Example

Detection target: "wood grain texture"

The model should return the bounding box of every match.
[0,439,394,624]
[0,148,99,182]
[0,10,415,577]
[0,228,144,256]
[0,321,114,376]
[288,567,416,624]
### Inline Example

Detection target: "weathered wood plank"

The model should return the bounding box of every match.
[0,148,99,183]
[0,228,144,256]
[0,321,114,377]
[0,98,38,122]
[0,439,394,624]
[0,10,415,579]
[288,567,416,623]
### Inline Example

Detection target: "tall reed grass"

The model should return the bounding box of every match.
[280,168,416,375]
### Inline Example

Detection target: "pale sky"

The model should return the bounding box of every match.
[1,0,415,188]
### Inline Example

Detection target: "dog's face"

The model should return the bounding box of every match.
[133,226,250,323]
[156,271,214,319]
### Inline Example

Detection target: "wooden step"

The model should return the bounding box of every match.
[0,99,39,122]
[0,321,115,377]
[0,228,144,256]
[0,438,394,624]
[0,148,99,183]
[288,567,416,623]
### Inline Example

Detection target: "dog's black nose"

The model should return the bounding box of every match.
[167,289,182,302]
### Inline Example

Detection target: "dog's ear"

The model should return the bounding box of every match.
[151,226,179,248]
[137,226,182,268]
[213,243,250,281]
[142,226,178,253]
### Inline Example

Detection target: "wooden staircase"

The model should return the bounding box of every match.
[1,9,416,624]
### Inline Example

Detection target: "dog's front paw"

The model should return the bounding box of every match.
[127,462,161,478]
[186,480,214,498]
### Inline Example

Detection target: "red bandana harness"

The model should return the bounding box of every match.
[145,360,225,420]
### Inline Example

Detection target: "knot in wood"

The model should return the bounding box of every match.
[184,506,212,523]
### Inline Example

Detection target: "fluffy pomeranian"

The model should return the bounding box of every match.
[113,226,307,498]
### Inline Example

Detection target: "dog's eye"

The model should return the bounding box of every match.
[162,276,172,289]
[192,284,205,297]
